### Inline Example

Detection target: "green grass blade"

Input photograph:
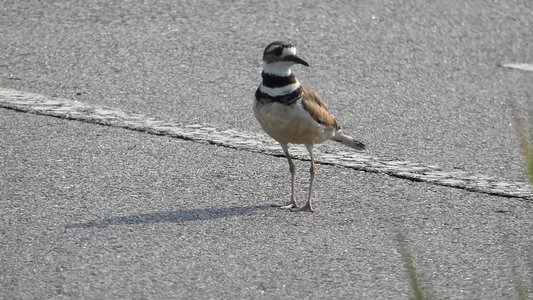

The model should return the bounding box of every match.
[395,232,433,300]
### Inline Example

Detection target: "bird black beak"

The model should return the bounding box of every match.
[285,55,310,67]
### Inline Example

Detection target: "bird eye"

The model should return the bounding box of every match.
[274,47,283,56]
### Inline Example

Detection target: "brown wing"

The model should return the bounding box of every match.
[300,85,340,130]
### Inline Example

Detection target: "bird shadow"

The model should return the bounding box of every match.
[65,204,272,229]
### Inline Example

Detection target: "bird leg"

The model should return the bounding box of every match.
[292,144,315,212]
[271,142,299,209]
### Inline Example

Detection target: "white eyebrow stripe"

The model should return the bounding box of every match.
[265,44,281,53]
[282,47,297,56]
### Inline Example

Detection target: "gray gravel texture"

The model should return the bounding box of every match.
[1,0,533,299]
[1,110,532,299]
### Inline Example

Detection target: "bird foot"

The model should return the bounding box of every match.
[290,204,314,212]
[271,202,298,209]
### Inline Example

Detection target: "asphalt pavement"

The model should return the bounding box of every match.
[1,0,532,299]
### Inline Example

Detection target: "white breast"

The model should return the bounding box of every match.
[253,99,335,145]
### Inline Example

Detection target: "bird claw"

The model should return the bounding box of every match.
[281,203,298,209]
[290,205,314,212]
[271,202,298,209]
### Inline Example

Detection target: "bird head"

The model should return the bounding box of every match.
[262,41,310,67]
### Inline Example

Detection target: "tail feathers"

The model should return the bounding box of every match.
[331,131,366,150]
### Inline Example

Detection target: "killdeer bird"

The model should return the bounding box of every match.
[254,41,365,212]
